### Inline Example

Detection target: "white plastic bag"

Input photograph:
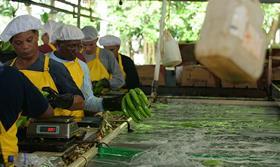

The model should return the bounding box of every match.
[162,30,182,67]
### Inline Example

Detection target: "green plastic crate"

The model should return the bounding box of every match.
[98,146,142,159]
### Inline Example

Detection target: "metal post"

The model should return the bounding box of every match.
[77,0,81,28]
[151,0,167,102]
[267,47,272,97]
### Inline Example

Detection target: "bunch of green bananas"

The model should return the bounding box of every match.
[121,88,152,122]
[16,116,28,128]
[40,90,50,97]
[0,41,14,52]
[93,81,104,96]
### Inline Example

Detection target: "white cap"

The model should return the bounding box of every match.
[42,20,64,43]
[99,35,121,46]
[55,24,84,41]
[0,15,42,42]
[81,26,98,41]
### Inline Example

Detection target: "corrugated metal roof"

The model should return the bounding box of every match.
[143,0,280,3]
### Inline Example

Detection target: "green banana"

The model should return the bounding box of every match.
[129,90,149,119]
[129,89,141,105]
[93,82,103,96]
[138,94,152,117]
[136,105,149,118]
[16,116,28,128]
[121,96,130,118]
[134,88,152,117]
[125,94,142,122]
[134,88,150,107]
[120,88,152,122]
[40,90,49,97]
[129,91,147,119]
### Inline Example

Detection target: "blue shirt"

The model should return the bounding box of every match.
[49,52,104,112]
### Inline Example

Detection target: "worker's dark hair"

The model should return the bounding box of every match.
[9,30,39,43]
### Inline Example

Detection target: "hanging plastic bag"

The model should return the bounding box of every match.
[161,30,182,67]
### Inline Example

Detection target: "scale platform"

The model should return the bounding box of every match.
[27,116,80,139]
[20,116,101,152]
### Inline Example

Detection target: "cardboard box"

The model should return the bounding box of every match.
[221,81,258,88]
[136,65,165,86]
[272,67,280,81]
[176,65,220,87]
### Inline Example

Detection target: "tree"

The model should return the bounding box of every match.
[1,1,279,64]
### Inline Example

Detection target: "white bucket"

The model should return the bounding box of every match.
[162,30,182,67]
[195,0,266,83]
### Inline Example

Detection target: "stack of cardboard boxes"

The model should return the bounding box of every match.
[136,65,165,86]
[176,65,220,87]
[273,67,280,81]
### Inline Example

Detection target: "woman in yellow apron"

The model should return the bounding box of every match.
[81,26,125,90]
[99,35,140,89]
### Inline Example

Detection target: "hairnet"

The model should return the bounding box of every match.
[81,26,98,41]
[55,24,84,41]
[0,15,42,42]
[99,35,121,46]
[42,20,64,43]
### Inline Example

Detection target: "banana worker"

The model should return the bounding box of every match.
[39,20,87,62]
[49,24,123,115]
[0,62,53,163]
[1,15,85,119]
[99,35,140,89]
[81,26,125,94]
[39,20,63,53]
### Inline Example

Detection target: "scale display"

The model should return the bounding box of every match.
[36,125,60,134]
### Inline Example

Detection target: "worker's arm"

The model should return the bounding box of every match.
[101,49,125,89]
[39,105,53,118]
[20,70,54,118]
[122,55,140,89]
[69,95,84,110]
[0,65,53,131]
[78,60,104,112]
[49,59,84,110]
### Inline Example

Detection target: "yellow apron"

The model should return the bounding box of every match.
[0,117,19,163]
[49,43,57,51]
[60,58,84,119]
[117,53,126,78]
[87,48,110,81]
[11,56,83,120]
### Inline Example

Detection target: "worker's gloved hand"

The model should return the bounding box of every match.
[42,87,74,109]
[92,78,110,96]
[96,78,110,88]
[102,94,124,111]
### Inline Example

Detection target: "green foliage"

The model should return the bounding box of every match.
[40,12,49,24]
[261,4,280,32]
[0,41,14,52]
[0,0,16,17]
